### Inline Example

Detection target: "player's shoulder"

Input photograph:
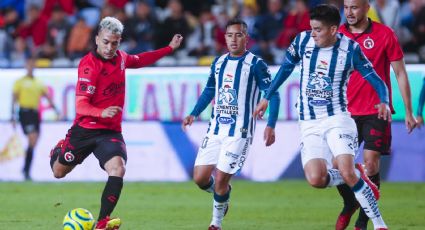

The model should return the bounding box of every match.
[371,21,395,35]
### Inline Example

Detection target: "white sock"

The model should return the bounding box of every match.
[353,179,387,229]
[327,169,345,187]
[210,199,228,227]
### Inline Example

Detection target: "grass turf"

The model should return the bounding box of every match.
[0,180,424,229]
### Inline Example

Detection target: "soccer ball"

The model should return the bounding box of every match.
[63,208,95,230]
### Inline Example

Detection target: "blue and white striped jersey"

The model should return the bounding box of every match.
[191,51,279,138]
[266,31,389,120]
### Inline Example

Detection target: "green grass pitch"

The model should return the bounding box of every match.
[1,180,424,229]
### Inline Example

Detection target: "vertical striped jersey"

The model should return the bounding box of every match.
[266,31,388,121]
[191,51,279,138]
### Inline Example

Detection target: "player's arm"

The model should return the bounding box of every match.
[391,59,417,132]
[417,78,425,128]
[11,89,18,128]
[42,87,60,117]
[254,59,280,146]
[254,35,301,119]
[182,60,216,131]
[126,34,183,68]
[352,45,391,121]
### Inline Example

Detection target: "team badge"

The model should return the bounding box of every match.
[64,152,75,162]
[363,37,374,49]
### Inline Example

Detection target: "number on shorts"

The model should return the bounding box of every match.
[201,137,209,149]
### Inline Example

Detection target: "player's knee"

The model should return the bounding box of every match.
[107,165,126,177]
[193,174,209,188]
[364,160,379,175]
[52,168,67,179]
[340,170,357,185]
[306,174,327,188]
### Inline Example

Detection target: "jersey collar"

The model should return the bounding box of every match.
[91,49,119,63]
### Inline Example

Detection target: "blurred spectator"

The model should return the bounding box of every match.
[16,4,48,53]
[0,0,26,19]
[123,1,157,54]
[187,6,217,56]
[276,0,310,49]
[67,17,92,60]
[252,0,286,64]
[10,37,29,67]
[214,9,229,55]
[403,1,425,60]
[155,0,191,49]
[39,6,71,59]
[371,0,401,30]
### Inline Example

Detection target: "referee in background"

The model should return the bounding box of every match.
[11,58,59,180]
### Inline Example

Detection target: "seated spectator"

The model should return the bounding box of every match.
[16,4,48,55]
[187,6,217,56]
[67,17,92,60]
[276,0,310,49]
[123,1,157,54]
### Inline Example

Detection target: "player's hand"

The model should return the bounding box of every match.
[101,106,122,118]
[253,99,269,119]
[416,116,424,129]
[264,126,275,146]
[405,113,417,133]
[376,103,392,122]
[182,115,195,131]
[169,34,184,51]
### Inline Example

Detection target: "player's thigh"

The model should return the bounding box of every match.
[194,135,221,167]
[216,136,251,175]
[299,120,332,169]
[362,115,392,154]
[93,132,127,170]
[56,125,97,167]
[325,114,358,157]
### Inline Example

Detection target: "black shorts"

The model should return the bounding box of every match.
[352,115,392,155]
[57,125,127,169]
[18,108,40,135]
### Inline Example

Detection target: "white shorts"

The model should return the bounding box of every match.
[299,113,358,169]
[194,134,251,174]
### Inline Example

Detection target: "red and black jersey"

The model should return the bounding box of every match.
[75,47,173,131]
[339,20,403,115]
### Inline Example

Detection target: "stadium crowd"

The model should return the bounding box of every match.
[0,0,424,68]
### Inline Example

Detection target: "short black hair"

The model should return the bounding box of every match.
[225,18,248,33]
[309,4,341,27]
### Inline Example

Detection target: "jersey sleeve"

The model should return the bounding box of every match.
[126,46,173,68]
[76,58,98,98]
[12,80,20,94]
[385,28,404,62]
[253,59,272,90]
[190,58,217,117]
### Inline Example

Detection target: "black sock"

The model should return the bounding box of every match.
[356,173,380,227]
[23,147,34,175]
[98,176,123,220]
[337,183,358,215]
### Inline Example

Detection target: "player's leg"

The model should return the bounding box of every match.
[50,125,94,178]
[193,135,221,193]
[22,131,38,180]
[328,116,387,229]
[355,116,390,229]
[208,136,250,230]
[93,133,127,230]
[336,115,363,230]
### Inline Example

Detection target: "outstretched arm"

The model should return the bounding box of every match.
[417,78,425,128]
[391,59,417,132]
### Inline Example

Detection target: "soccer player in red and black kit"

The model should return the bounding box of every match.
[335,0,417,229]
[49,16,183,230]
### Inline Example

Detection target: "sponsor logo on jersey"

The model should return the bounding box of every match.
[309,100,330,106]
[79,78,90,82]
[217,116,235,124]
[224,74,233,83]
[217,86,239,115]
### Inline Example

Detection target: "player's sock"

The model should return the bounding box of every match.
[327,169,345,187]
[210,188,230,227]
[337,183,359,214]
[98,176,123,220]
[23,147,34,179]
[200,176,215,193]
[352,178,387,229]
[355,173,381,228]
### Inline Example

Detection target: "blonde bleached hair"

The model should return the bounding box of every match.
[98,16,124,35]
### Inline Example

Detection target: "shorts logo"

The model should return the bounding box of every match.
[64,152,75,162]
[218,117,235,124]
[309,100,330,106]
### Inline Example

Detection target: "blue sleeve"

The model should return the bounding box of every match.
[417,78,425,116]
[253,59,280,128]
[352,45,389,104]
[190,63,216,117]
[264,35,300,100]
